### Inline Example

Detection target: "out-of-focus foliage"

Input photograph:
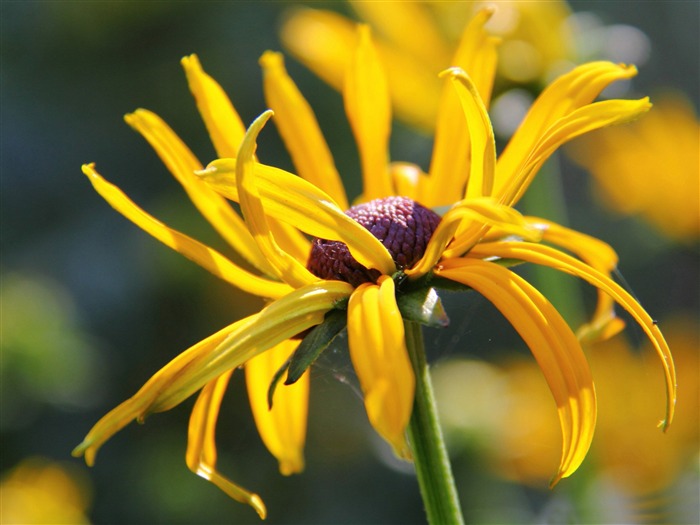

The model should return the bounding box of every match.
[1,273,103,428]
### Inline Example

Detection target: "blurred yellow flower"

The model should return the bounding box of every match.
[74,10,675,518]
[280,1,575,130]
[568,94,700,242]
[1,457,92,524]
[437,316,696,496]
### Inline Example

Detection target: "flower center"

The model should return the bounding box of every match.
[307,196,441,287]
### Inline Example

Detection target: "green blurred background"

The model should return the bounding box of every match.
[2,1,698,524]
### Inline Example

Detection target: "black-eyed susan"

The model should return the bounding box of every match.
[74,10,676,522]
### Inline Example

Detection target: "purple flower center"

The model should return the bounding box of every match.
[307,196,441,287]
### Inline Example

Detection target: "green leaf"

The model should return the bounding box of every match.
[285,309,347,386]
[397,287,450,328]
[267,357,291,410]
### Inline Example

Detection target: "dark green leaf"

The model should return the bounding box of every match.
[285,309,347,385]
[397,286,450,328]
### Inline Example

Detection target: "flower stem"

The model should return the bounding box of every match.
[405,321,464,525]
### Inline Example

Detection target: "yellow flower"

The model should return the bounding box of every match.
[74,12,675,518]
[1,457,92,525]
[568,93,700,242]
[438,316,697,499]
[280,1,575,130]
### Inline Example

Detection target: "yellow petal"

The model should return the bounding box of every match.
[124,108,274,275]
[423,8,498,207]
[440,67,496,199]
[344,25,393,200]
[495,61,640,200]
[235,111,317,288]
[528,217,625,342]
[437,258,596,484]
[499,98,652,206]
[389,162,427,201]
[448,7,499,112]
[154,280,354,413]
[280,7,355,94]
[407,198,538,279]
[81,163,291,299]
[179,56,310,266]
[186,370,267,519]
[259,51,348,210]
[246,339,309,476]
[201,159,396,276]
[468,241,676,430]
[347,276,414,458]
[280,7,439,131]
[181,54,246,157]
[72,317,247,466]
[349,1,450,68]
[72,280,353,467]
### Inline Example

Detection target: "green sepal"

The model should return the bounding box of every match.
[397,286,450,328]
[267,357,292,410]
[285,309,347,385]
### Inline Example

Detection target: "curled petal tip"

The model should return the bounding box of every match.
[194,165,217,177]
[250,494,267,520]
[180,53,198,66]
[81,162,96,176]
[548,472,564,489]
[438,66,467,79]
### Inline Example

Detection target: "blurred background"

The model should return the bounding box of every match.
[2,1,698,524]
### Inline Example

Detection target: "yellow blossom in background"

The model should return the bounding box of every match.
[0,457,92,525]
[434,316,697,496]
[588,317,699,495]
[73,10,676,519]
[280,0,575,130]
[568,94,700,242]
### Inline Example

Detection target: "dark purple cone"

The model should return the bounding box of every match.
[307,196,441,287]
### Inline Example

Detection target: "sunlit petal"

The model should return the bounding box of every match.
[424,8,498,206]
[500,98,652,206]
[495,61,640,200]
[528,217,625,342]
[81,163,291,298]
[155,280,353,413]
[186,370,267,519]
[440,67,496,199]
[344,25,393,200]
[408,198,537,278]
[180,55,309,267]
[348,276,414,458]
[73,280,352,467]
[124,109,274,275]
[260,51,348,209]
[235,111,317,288]
[72,317,247,466]
[389,162,426,201]
[469,241,676,430]
[201,159,396,276]
[181,54,246,157]
[246,338,309,476]
[436,258,596,484]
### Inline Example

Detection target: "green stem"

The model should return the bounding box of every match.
[405,321,464,525]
